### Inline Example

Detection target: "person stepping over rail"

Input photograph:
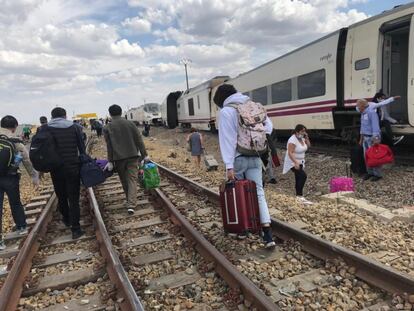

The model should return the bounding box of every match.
[213,84,276,249]
[0,116,39,250]
[103,105,149,215]
[282,125,312,205]
[46,108,86,239]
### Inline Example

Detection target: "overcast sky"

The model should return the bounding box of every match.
[0,0,411,123]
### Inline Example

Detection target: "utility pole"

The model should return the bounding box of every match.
[179,58,192,91]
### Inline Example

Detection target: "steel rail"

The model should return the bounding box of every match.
[0,193,57,311]
[87,187,145,311]
[152,188,279,311]
[155,162,414,295]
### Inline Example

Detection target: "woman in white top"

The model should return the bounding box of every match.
[283,124,312,204]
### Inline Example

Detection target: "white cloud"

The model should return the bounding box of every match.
[122,17,151,33]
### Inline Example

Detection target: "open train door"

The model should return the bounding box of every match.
[409,14,414,126]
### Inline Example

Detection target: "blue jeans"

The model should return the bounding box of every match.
[0,174,27,239]
[234,156,271,224]
[362,136,382,177]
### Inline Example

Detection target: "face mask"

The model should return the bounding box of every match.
[297,134,304,139]
[355,106,360,113]
[378,98,384,102]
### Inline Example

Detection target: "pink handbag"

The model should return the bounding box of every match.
[329,164,354,193]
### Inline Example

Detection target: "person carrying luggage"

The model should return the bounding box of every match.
[103,105,149,215]
[186,128,204,168]
[261,129,278,185]
[0,116,39,249]
[45,107,86,239]
[282,124,313,205]
[213,84,276,249]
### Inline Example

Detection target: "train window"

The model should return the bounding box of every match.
[188,98,195,116]
[271,79,292,103]
[298,69,325,99]
[252,87,268,105]
[130,113,133,119]
[197,95,200,110]
[355,58,370,70]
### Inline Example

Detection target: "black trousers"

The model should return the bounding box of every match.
[291,165,307,196]
[51,165,81,231]
[0,174,26,237]
[381,120,393,147]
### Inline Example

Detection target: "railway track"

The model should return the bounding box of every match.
[156,162,414,310]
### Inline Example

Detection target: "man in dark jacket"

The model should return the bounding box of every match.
[103,104,148,214]
[47,107,85,239]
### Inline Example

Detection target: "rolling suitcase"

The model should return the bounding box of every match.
[204,150,218,171]
[219,180,261,235]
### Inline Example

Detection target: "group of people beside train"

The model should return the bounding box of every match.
[0,105,149,249]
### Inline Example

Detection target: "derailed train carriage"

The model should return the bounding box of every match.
[162,3,414,140]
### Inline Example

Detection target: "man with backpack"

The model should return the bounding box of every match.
[213,84,276,249]
[0,116,39,249]
[103,104,148,215]
[35,107,85,239]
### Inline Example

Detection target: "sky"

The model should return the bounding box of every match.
[0,0,412,123]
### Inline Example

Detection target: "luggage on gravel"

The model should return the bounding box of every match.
[350,145,366,175]
[203,150,218,171]
[228,100,268,156]
[219,179,260,235]
[365,144,394,168]
[329,163,354,193]
[29,127,63,172]
[140,161,160,189]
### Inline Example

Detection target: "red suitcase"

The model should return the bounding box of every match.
[219,180,261,234]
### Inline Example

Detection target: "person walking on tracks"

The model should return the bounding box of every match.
[103,105,149,215]
[186,128,204,168]
[46,108,86,239]
[282,124,312,205]
[214,84,276,249]
[0,116,39,249]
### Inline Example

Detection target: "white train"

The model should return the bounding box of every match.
[125,103,162,125]
[162,3,414,140]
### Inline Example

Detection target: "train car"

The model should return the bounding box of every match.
[125,103,162,125]
[160,91,182,128]
[210,3,414,141]
[176,76,229,131]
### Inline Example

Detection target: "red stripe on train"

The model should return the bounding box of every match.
[268,106,333,117]
[266,99,336,112]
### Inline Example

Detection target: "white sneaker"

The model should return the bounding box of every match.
[393,136,404,145]
[18,228,28,235]
[297,196,313,205]
[0,240,5,250]
[127,208,135,215]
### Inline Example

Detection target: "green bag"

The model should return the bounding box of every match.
[140,162,160,189]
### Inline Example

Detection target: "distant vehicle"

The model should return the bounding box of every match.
[163,3,414,141]
[125,103,162,125]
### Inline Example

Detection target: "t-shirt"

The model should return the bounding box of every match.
[282,134,308,174]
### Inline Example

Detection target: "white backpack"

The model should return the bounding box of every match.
[229,100,268,156]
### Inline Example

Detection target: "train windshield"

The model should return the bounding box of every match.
[144,103,159,113]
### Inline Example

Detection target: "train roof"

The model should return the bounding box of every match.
[182,76,230,95]
[229,2,414,82]
[348,2,414,29]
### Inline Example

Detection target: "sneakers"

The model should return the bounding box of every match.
[0,240,5,250]
[127,208,135,215]
[296,196,313,205]
[18,227,28,235]
[262,227,276,249]
[362,174,373,181]
[393,136,404,146]
[72,230,84,240]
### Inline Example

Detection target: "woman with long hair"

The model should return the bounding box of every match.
[282,124,312,205]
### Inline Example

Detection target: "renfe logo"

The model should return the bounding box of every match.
[320,53,332,62]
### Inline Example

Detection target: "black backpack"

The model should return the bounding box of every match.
[29,127,63,172]
[0,135,16,176]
